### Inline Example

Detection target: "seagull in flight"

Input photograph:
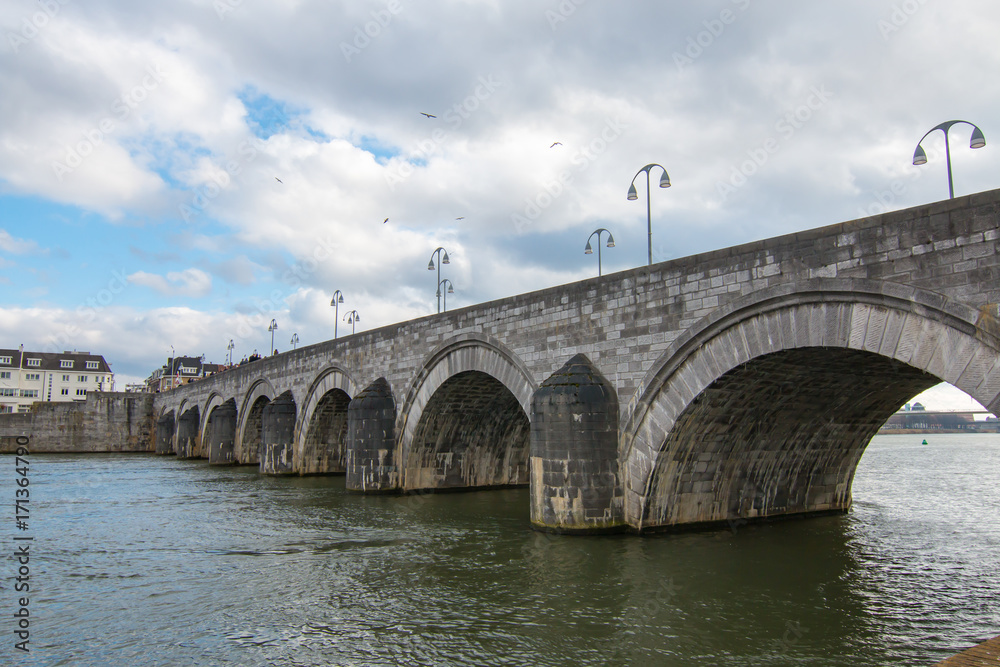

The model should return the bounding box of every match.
[455,217,465,220]
[420,112,436,119]
[383,218,389,224]
[274,177,283,183]
[550,142,563,148]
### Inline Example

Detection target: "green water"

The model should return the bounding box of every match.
[5,434,999,665]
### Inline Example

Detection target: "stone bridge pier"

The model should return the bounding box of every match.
[151,189,1000,534]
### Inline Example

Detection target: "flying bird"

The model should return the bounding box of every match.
[455,217,465,220]
[550,142,562,148]
[420,112,436,119]
[274,177,283,183]
[383,218,389,224]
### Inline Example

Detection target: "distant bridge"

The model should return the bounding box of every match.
[153,189,1000,533]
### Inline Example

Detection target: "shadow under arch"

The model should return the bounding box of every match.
[237,378,277,465]
[295,366,357,474]
[397,333,537,491]
[621,278,1000,531]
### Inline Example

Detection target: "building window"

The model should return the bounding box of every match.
[62,375,70,381]
[0,388,15,397]
[86,361,99,370]
[61,388,69,396]
[25,373,40,381]
[20,389,38,398]
[0,371,9,379]
[76,389,87,397]
[0,405,11,413]
[0,356,11,365]
[26,359,40,367]
[60,360,74,368]
[78,375,88,382]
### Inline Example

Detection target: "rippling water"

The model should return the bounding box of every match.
[6,434,1000,666]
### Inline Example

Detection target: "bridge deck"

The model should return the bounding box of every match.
[934,635,1000,666]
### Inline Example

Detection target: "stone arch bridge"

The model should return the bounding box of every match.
[153,189,1000,533]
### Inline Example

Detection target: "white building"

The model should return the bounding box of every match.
[0,347,113,414]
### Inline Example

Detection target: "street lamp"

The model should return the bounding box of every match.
[226,339,234,366]
[437,279,455,312]
[913,120,986,199]
[290,333,299,349]
[168,345,174,390]
[584,228,616,277]
[427,246,451,314]
[627,163,671,266]
[343,310,360,336]
[330,289,344,339]
[268,319,278,355]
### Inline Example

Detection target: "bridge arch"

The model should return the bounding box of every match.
[237,378,277,465]
[296,366,357,474]
[200,392,229,441]
[621,279,1000,531]
[398,334,536,491]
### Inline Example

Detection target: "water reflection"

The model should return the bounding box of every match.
[19,434,1000,666]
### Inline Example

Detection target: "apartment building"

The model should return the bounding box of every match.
[0,347,113,413]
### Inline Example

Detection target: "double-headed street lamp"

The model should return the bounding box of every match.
[913,120,986,199]
[343,310,360,336]
[290,333,299,350]
[330,289,345,339]
[584,228,615,277]
[627,163,671,266]
[268,319,278,355]
[427,247,451,313]
[437,279,455,312]
[226,339,234,366]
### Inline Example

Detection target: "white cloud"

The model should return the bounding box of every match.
[127,268,212,297]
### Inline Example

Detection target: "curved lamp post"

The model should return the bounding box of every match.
[437,279,455,312]
[427,247,451,313]
[627,163,671,266]
[226,339,234,366]
[330,290,344,339]
[913,120,986,199]
[290,333,299,350]
[268,319,278,355]
[584,228,616,277]
[343,310,360,336]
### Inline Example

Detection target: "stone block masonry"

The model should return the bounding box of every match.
[0,392,154,453]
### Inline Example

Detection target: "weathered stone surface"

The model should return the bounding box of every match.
[261,393,295,475]
[346,378,398,492]
[530,353,623,533]
[208,401,237,465]
[0,393,154,454]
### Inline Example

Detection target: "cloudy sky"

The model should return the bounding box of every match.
[0,0,997,409]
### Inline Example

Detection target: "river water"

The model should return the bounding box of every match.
[5,434,1000,666]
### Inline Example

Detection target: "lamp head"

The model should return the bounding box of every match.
[627,183,638,200]
[427,259,435,270]
[442,251,450,265]
[659,171,671,188]
[447,284,454,294]
[584,241,593,255]
[606,234,615,248]
[913,144,928,166]
[971,126,986,149]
